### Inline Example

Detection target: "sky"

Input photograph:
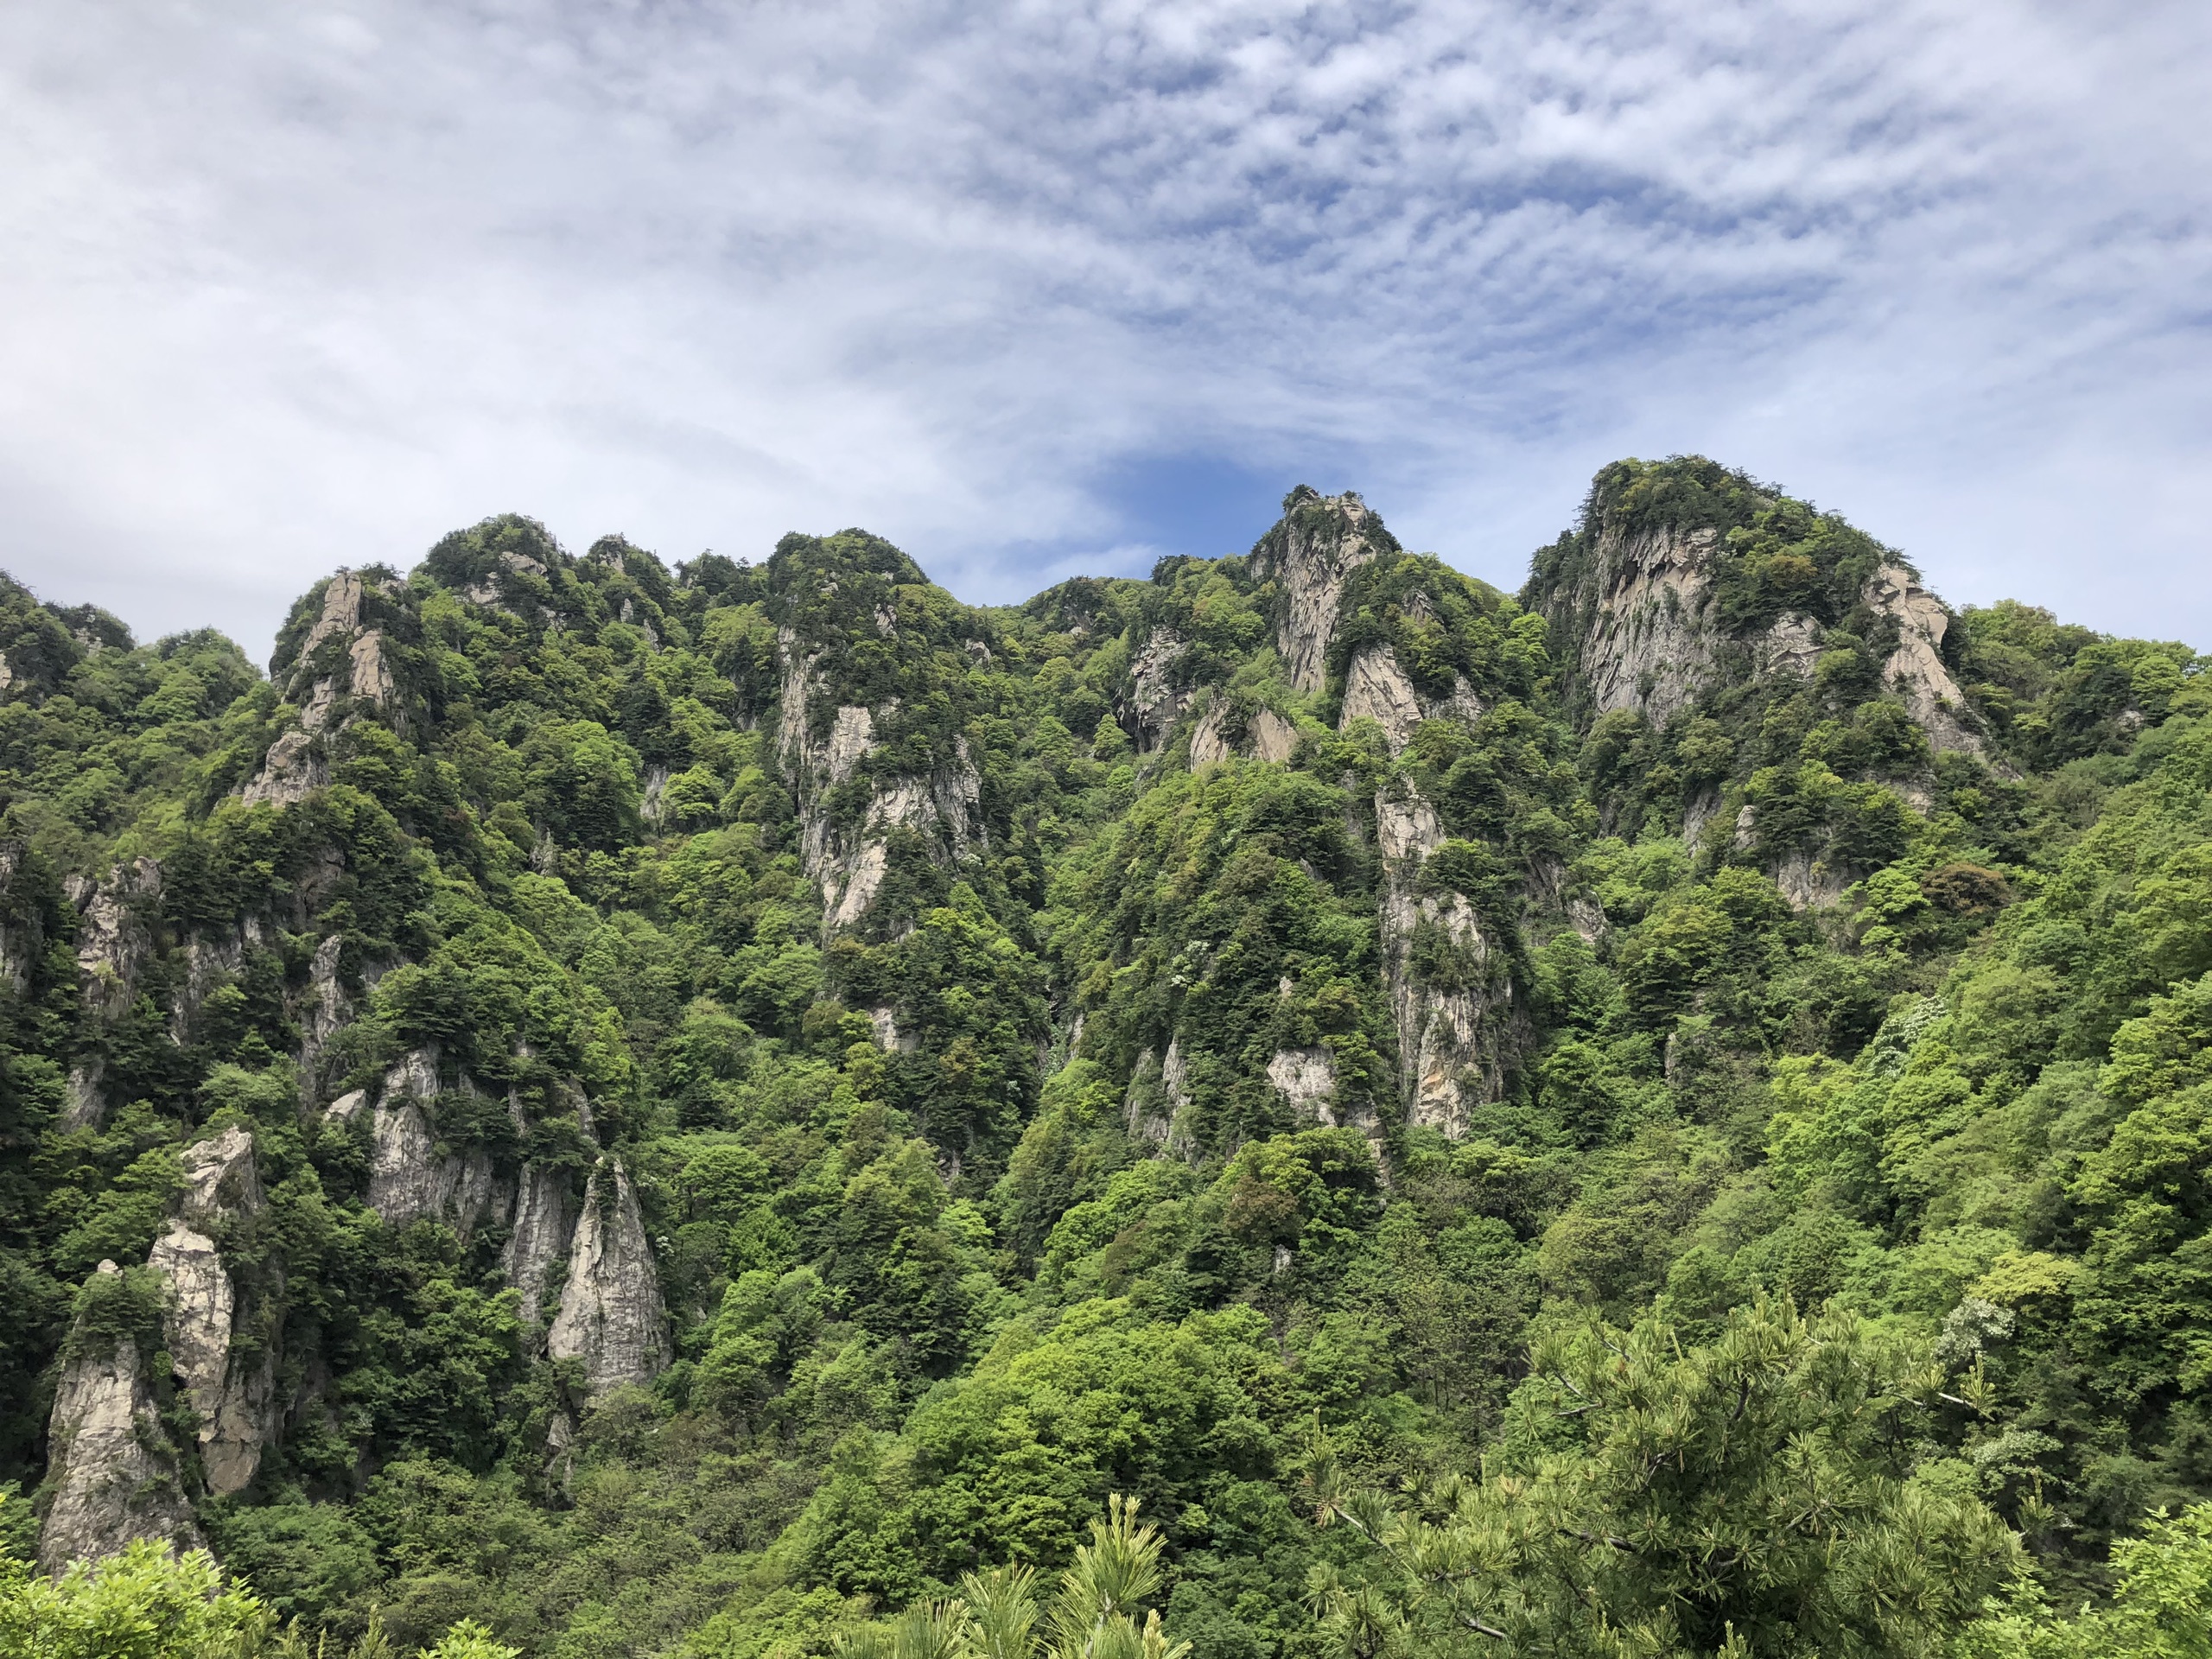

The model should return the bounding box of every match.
[2,0,2208,664]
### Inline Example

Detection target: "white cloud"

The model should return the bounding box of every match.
[0,0,2205,655]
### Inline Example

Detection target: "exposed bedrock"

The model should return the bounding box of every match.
[1374,786,1515,1135]
[547,1158,671,1397]
[776,626,985,931]
[38,1316,203,1573]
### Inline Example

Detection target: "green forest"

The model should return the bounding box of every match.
[3,457,2211,1657]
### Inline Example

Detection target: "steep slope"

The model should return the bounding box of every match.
[0,463,2205,1656]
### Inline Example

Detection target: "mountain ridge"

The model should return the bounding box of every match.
[2,455,2208,1655]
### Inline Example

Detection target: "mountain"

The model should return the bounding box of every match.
[0,457,2207,1655]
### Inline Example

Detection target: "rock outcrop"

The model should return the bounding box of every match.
[547,1159,670,1397]
[1189,700,1299,766]
[1267,1046,1338,1121]
[1125,629,1192,753]
[1553,520,1724,729]
[150,1126,276,1497]
[69,858,161,1022]
[365,1049,502,1236]
[168,915,275,1044]
[59,858,164,1130]
[1250,491,1393,693]
[1374,785,1513,1134]
[38,1310,202,1573]
[504,1165,576,1334]
[244,569,403,807]
[776,630,985,931]
[1533,497,1988,762]
[294,932,349,1100]
[1123,1039,1193,1150]
[1862,563,1985,757]
[1336,643,1484,756]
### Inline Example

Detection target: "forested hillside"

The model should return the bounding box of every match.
[3,458,2209,1657]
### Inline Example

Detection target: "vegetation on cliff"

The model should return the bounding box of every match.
[1,460,2208,1656]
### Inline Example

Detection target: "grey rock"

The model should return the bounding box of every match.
[60,1060,105,1134]
[1568,521,1724,728]
[1339,645,1428,754]
[779,632,985,931]
[1336,642,1484,758]
[367,1095,499,1236]
[72,858,161,1020]
[150,1128,273,1496]
[1268,1047,1339,1122]
[1190,701,1299,766]
[178,1124,261,1230]
[300,570,365,659]
[241,729,326,807]
[38,1331,201,1573]
[295,933,348,1099]
[1862,563,1988,759]
[504,1165,576,1334]
[1251,492,1388,694]
[1125,628,1192,753]
[1374,783,1513,1134]
[145,1222,270,1495]
[547,1159,670,1397]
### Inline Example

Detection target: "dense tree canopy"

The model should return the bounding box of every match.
[1,462,2209,1656]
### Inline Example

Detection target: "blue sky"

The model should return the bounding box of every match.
[2,0,2208,658]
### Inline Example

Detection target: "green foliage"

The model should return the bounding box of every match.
[835,1496,1187,1659]
[1308,1298,2020,1658]
[0,463,2205,1659]
[1960,1502,2212,1657]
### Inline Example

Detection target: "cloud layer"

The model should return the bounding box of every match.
[3,0,2207,656]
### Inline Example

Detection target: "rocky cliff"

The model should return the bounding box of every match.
[547,1159,671,1397]
[1250,488,1397,693]
[8,456,2151,1598]
[1528,457,1989,761]
[37,1268,202,1573]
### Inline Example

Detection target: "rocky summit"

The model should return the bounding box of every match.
[2,455,2209,1656]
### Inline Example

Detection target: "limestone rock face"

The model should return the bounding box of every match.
[148,1126,275,1496]
[504,1165,576,1333]
[368,1098,499,1236]
[38,1328,202,1573]
[245,566,405,805]
[1267,1047,1338,1121]
[1862,563,1986,758]
[241,729,327,807]
[1772,849,1852,912]
[179,1123,260,1229]
[1340,645,1428,754]
[778,629,986,931]
[547,1160,670,1396]
[72,857,162,1020]
[1535,506,1991,767]
[60,859,163,1129]
[365,1049,505,1235]
[1373,785,1514,1134]
[1336,641,1487,758]
[168,918,274,1045]
[1567,522,1724,728]
[296,932,349,1097]
[1125,629,1192,753]
[1252,492,1391,693]
[1123,1039,1194,1149]
[1189,701,1299,766]
[1752,612,1825,681]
